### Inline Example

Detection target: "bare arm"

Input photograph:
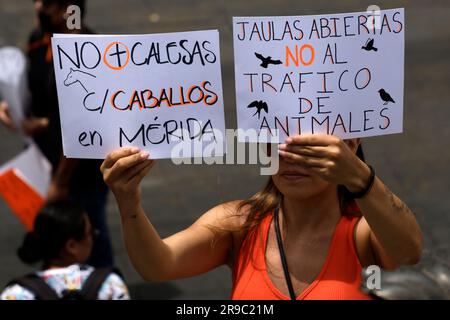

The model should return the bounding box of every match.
[353,176,423,269]
[0,100,48,134]
[278,134,423,269]
[0,100,14,131]
[101,148,239,281]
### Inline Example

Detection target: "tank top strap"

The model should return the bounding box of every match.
[232,211,274,286]
[315,215,363,284]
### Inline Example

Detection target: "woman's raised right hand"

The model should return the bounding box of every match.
[100,148,155,205]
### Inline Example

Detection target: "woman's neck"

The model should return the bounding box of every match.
[280,186,341,235]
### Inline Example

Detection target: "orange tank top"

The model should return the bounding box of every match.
[231,212,372,300]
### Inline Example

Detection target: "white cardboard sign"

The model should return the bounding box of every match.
[233,8,404,142]
[51,30,226,159]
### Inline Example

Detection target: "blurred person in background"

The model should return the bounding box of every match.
[0,0,114,268]
[0,201,129,300]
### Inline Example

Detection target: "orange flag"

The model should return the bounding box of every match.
[0,169,45,231]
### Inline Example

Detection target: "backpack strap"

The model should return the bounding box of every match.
[7,274,59,300]
[79,267,123,300]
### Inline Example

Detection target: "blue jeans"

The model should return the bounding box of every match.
[70,185,114,268]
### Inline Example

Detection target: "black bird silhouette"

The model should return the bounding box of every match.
[247,100,269,119]
[254,52,282,68]
[362,38,378,52]
[378,89,395,105]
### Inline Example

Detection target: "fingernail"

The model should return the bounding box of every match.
[285,137,293,144]
[278,150,286,156]
[278,144,287,150]
[130,147,139,153]
[140,152,149,159]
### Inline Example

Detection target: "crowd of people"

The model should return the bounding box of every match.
[1,0,117,300]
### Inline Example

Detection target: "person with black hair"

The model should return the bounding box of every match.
[0,201,129,300]
[0,0,114,268]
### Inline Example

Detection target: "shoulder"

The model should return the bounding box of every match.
[196,201,254,266]
[193,200,249,233]
[1,284,36,300]
[98,272,130,300]
[103,272,125,287]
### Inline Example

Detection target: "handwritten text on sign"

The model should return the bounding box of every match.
[52,30,226,159]
[233,9,404,142]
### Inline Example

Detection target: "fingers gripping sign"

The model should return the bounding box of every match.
[101,147,155,201]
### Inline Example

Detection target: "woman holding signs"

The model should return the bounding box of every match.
[100,135,422,300]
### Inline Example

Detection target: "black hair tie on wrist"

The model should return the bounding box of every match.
[349,165,375,199]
